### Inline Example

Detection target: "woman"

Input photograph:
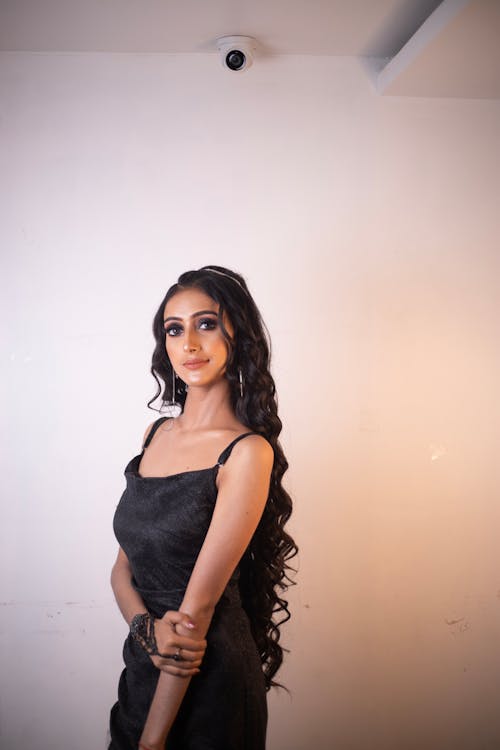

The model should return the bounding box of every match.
[108,265,297,749]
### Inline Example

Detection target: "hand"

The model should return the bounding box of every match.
[150,610,206,677]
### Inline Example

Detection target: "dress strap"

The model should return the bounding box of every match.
[217,432,255,466]
[142,417,169,449]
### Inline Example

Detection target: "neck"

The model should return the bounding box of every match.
[177,378,236,431]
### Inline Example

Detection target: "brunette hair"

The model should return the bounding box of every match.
[148,265,298,689]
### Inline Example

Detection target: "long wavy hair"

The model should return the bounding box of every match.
[147,264,298,689]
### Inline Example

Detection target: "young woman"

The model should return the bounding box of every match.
[107,265,297,749]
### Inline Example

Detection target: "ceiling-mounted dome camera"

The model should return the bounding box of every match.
[216,36,257,72]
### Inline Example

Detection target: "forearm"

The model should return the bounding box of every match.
[110,561,147,625]
[140,670,190,746]
[140,605,214,746]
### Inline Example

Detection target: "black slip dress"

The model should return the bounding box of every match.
[108,417,268,750]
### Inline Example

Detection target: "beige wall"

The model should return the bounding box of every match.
[1,51,499,749]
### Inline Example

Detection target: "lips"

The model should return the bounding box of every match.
[183,359,209,369]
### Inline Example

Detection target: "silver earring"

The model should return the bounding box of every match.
[238,367,244,398]
[159,368,183,418]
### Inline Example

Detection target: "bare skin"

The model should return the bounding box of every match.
[110,546,206,677]
[111,287,274,750]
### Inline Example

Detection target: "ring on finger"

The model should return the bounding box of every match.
[172,647,182,662]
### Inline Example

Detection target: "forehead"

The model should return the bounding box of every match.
[163,288,219,319]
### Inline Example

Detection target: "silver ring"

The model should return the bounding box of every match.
[172,648,182,662]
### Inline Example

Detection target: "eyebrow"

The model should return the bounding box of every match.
[163,309,219,323]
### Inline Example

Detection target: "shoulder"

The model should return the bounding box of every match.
[229,433,274,471]
[141,418,162,447]
[217,432,274,495]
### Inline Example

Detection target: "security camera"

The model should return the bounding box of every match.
[216,36,257,72]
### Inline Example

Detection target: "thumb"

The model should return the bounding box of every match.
[162,609,196,630]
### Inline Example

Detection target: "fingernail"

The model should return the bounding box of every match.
[186,621,195,628]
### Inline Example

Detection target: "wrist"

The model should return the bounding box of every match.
[127,609,148,627]
[130,612,160,655]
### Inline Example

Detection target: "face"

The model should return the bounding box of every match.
[163,288,234,388]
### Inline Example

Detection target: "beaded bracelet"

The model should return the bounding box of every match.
[130,612,161,655]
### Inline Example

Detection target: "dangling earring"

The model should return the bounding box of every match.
[238,367,244,398]
[159,367,183,418]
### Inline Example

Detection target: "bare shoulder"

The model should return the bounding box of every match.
[231,433,274,470]
[217,433,274,495]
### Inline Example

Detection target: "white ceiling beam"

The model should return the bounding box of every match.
[377,0,471,94]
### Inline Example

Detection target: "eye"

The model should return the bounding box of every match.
[199,318,218,330]
[164,324,182,337]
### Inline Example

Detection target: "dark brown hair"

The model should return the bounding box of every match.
[148,265,298,689]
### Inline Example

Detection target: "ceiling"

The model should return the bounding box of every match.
[0,0,498,99]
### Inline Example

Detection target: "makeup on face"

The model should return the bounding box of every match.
[163,290,234,384]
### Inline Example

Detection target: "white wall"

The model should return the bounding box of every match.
[1,51,499,750]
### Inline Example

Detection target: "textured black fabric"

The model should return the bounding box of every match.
[108,418,268,749]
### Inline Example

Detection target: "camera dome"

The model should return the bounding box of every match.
[216,36,257,72]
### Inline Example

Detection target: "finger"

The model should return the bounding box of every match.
[158,656,201,669]
[166,646,205,662]
[160,669,200,678]
[169,652,203,666]
[172,636,207,652]
[162,610,196,631]
[154,629,206,650]
[149,653,201,669]
[156,647,203,665]
[155,630,206,653]
[170,654,202,665]
[159,664,201,677]
[156,644,204,664]
[153,630,206,660]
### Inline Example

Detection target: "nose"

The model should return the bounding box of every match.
[183,327,200,352]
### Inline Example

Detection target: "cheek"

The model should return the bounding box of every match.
[218,337,232,362]
[165,336,176,357]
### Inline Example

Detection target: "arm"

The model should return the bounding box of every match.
[110,546,148,625]
[111,421,160,625]
[110,546,206,676]
[139,434,274,749]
